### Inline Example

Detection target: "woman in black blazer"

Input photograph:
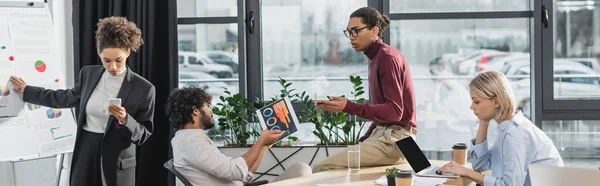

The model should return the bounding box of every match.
[10,17,154,186]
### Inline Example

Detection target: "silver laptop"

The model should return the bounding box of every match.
[395,136,459,179]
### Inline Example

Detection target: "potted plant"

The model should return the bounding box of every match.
[386,167,399,186]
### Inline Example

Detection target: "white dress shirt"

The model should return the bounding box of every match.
[470,111,564,186]
[171,129,253,186]
[83,68,126,133]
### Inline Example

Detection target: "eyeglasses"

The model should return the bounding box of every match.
[343,26,369,38]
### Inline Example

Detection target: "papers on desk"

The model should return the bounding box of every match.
[375,175,447,186]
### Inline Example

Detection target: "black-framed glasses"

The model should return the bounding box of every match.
[343,26,369,38]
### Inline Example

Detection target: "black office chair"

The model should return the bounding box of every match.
[163,159,269,186]
[164,159,193,186]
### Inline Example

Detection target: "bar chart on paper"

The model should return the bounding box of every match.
[50,127,72,140]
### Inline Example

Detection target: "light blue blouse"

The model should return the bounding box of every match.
[469,111,564,186]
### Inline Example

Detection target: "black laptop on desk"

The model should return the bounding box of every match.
[395,136,459,179]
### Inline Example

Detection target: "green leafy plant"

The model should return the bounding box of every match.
[342,75,367,145]
[211,89,258,147]
[211,75,367,147]
[212,78,310,147]
[274,135,300,146]
[270,78,309,147]
[302,94,331,145]
[386,167,399,177]
[308,76,367,146]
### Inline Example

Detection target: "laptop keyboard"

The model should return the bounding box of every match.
[423,166,456,176]
[423,167,440,175]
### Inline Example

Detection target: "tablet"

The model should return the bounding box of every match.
[255,97,299,141]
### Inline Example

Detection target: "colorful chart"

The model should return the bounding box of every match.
[45,108,62,119]
[50,127,73,140]
[1,85,9,96]
[35,60,46,72]
[27,103,42,111]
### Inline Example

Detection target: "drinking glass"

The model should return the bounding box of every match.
[347,145,360,173]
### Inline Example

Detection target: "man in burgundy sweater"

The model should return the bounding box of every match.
[312,7,417,173]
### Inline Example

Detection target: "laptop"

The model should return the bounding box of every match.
[395,136,459,179]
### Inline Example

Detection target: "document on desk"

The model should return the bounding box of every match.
[374,175,446,186]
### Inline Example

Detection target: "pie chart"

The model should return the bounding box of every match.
[46,108,62,119]
[35,60,46,72]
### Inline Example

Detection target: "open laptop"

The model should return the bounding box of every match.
[395,136,459,179]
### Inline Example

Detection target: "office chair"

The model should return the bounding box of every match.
[163,159,193,186]
[529,164,600,186]
[163,159,269,186]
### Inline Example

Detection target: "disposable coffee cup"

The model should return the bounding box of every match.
[452,143,467,165]
[395,170,413,186]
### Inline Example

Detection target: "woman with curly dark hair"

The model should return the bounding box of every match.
[10,17,154,186]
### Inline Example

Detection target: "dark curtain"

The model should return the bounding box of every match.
[72,0,178,186]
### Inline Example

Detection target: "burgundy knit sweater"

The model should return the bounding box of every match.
[343,39,417,142]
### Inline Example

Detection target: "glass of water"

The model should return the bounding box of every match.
[348,145,360,173]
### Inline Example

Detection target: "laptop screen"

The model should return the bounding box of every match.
[395,136,431,172]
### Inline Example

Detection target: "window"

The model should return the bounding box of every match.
[261,0,368,100]
[178,24,239,105]
[207,53,224,61]
[177,0,237,17]
[389,4,533,152]
[188,56,198,64]
[550,0,600,101]
[172,0,600,175]
[542,120,600,169]
[177,0,240,106]
[390,0,531,13]
[566,71,599,85]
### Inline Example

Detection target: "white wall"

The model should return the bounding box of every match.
[51,0,75,87]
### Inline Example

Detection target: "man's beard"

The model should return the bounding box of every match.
[201,113,215,130]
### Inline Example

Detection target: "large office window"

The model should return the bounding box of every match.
[177,0,240,106]
[261,0,368,100]
[390,0,531,13]
[387,0,535,160]
[552,1,600,100]
[177,0,237,17]
[539,0,600,116]
[173,0,600,170]
[390,18,531,154]
[536,0,600,166]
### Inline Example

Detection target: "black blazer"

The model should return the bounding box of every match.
[23,65,155,186]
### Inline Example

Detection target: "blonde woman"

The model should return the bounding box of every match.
[437,71,564,186]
